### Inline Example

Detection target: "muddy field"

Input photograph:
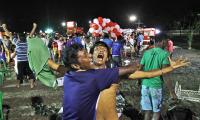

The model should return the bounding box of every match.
[1,41,200,120]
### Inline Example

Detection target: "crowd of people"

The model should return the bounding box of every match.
[0,22,186,120]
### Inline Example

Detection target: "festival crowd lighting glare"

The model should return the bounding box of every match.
[129,15,137,22]
[45,28,53,34]
[155,29,161,34]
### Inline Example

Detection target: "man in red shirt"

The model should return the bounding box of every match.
[166,39,174,58]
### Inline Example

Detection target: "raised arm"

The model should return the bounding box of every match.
[48,59,60,70]
[128,67,172,79]
[128,57,189,79]
[2,24,12,38]
[47,59,69,76]
[118,61,140,76]
[0,44,4,56]
[30,23,37,37]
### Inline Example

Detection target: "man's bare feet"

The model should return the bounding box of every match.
[16,80,21,88]
[16,84,20,88]
[30,83,34,89]
[30,79,35,89]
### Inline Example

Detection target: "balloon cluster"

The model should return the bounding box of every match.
[89,17,122,38]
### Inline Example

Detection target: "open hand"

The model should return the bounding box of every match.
[128,60,141,71]
[33,23,37,28]
[2,24,6,28]
[168,57,190,69]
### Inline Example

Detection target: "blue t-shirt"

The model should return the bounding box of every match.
[112,41,123,56]
[137,34,144,43]
[66,37,83,47]
[103,38,113,48]
[63,68,119,120]
[73,37,82,45]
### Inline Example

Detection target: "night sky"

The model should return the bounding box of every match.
[0,0,199,32]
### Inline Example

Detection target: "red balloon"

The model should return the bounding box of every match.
[107,22,113,27]
[94,24,99,30]
[116,32,121,36]
[98,17,103,25]
[107,22,117,27]
[112,28,118,33]
[112,22,117,26]
[105,22,109,27]
[93,32,100,37]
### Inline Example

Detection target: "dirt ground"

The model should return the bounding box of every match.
[1,40,200,120]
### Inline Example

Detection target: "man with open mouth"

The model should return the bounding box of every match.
[90,41,120,120]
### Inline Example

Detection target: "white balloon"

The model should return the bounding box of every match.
[93,18,97,23]
[89,28,95,33]
[102,21,106,27]
[98,29,102,34]
[104,27,111,32]
[103,18,107,23]
[98,25,102,30]
[94,30,99,33]
[98,26,103,34]
[115,25,120,30]
[119,29,123,33]
[93,18,99,25]
[106,18,111,23]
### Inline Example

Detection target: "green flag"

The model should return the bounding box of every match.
[27,37,57,88]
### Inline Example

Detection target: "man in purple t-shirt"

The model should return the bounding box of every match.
[61,44,188,120]
[62,44,138,120]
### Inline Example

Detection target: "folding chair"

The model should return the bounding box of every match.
[0,59,11,83]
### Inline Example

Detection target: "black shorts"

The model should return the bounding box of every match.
[17,61,34,80]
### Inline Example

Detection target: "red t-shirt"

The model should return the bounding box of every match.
[167,40,174,53]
